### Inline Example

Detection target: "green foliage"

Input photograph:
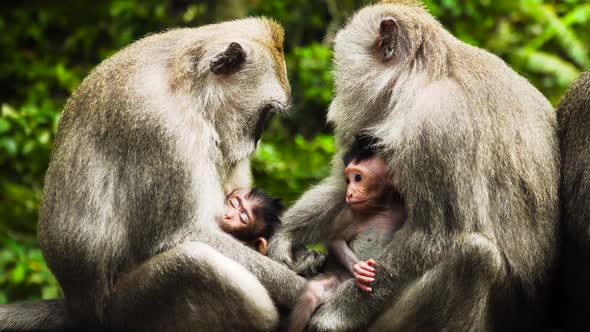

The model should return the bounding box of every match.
[424,0,590,102]
[0,238,60,303]
[253,133,334,205]
[1,0,589,303]
[284,43,334,137]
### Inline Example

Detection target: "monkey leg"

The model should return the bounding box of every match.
[369,234,507,332]
[0,299,73,331]
[107,242,278,332]
[292,247,328,278]
[288,273,340,332]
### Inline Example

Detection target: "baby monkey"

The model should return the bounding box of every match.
[288,135,406,332]
[219,188,283,255]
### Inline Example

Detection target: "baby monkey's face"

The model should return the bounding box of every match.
[344,157,388,212]
[221,189,264,236]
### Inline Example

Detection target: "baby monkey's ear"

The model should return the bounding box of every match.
[210,42,246,75]
[378,19,398,62]
[254,237,268,255]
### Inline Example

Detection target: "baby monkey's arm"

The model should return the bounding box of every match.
[329,209,376,292]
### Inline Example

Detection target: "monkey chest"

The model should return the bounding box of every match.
[349,218,395,261]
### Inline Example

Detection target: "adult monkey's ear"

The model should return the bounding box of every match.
[210,42,246,75]
[378,19,398,62]
[254,237,268,256]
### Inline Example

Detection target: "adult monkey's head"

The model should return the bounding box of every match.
[170,18,291,165]
[329,0,448,136]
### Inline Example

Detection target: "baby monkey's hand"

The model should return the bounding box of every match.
[352,259,376,292]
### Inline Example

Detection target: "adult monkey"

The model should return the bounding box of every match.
[557,70,590,330]
[0,18,305,331]
[269,1,559,330]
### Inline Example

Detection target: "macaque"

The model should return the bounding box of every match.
[288,135,406,332]
[271,1,558,330]
[219,188,284,255]
[26,18,301,332]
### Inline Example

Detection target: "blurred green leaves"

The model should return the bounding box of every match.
[0,238,60,303]
[1,0,589,303]
[425,0,590,102]
[285,43,334,137]
[253,134,334,205]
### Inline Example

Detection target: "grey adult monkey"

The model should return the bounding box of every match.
[0,18,305,332]
[557,70,590,330]
[269,1,559,331]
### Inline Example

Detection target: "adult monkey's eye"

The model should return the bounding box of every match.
[354,174,362,182]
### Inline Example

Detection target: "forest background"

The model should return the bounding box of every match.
[1,0,589,303]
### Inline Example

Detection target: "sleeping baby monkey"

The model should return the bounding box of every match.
[219,188,283,255]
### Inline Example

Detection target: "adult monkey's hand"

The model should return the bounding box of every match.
[269,174,347,270]
[268,232,295,268]
[292,247,328,277]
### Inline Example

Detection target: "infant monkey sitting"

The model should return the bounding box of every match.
[288,135,407,332]
[219,188,283,255]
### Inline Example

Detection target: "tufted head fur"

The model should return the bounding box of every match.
[165,18,290,171]
[380,0,425,7]
[328,1,452,140]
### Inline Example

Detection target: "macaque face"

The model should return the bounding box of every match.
[344,157,388,212]
[220,189,264,238]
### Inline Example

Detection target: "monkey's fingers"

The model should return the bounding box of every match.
[353,264,375,277]
[356,279,373,292]
[356,275,375,284]
[358,268,376,278]
[358,262,376,272]
[366,259,377,266]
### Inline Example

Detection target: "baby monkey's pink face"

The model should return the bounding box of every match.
[221,189,264,236]
[344,157,389,212]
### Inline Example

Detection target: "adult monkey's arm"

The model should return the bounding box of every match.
[268,173,346,268]
[307,230,506,331]
[203,229,306,306]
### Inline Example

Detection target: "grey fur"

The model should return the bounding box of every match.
[269,2,559,331]
[1,18,304,332]
[0,300,72,331]
[556,70,590,329]
[292,247,328,278]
